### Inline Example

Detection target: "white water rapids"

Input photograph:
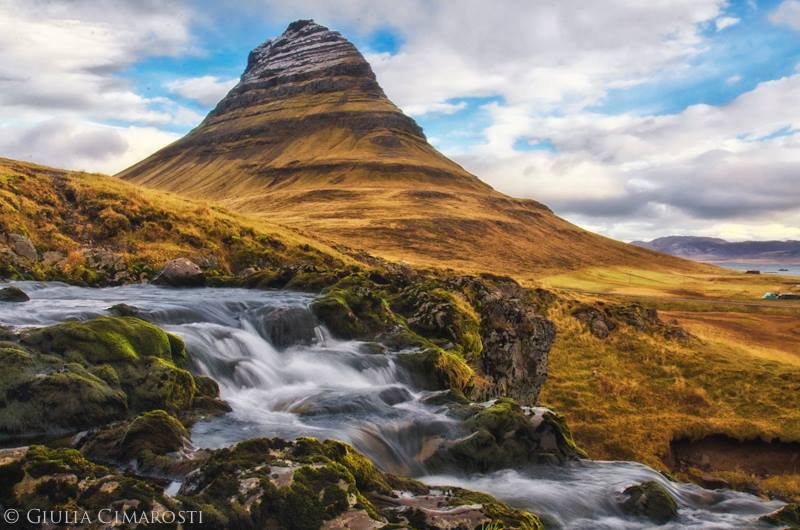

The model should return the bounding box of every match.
[0,282,785,529]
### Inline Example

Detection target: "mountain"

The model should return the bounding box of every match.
[119,20,700,278]
[632,236,800,263]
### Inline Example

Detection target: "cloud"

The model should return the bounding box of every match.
[0,0,200,172]
[166,76,238,106]
[715,16,740,31]
[770,0,800,31]
[453,74,800,240]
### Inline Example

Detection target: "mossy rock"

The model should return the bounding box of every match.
[122,410,188,457]
[620,480,679,524]
[391,282,483,359]
[310,274,397,339]
[22,316,187,366]
[121,356,196,414]
[2,318,198,440]
[761,503,800,527]
[0,445,173,515]
[425,399,585,473]
[0,346,128,438]
[79,410,192,476]
[177,436,543,530]
[397,347,475,396]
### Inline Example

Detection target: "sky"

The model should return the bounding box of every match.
[1,0,799,242]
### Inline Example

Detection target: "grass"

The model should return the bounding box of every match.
[539,294,800,501]
[0,157,356,283]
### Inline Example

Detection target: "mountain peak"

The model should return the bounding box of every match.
[118,20,688,277]
[241,19,368,85]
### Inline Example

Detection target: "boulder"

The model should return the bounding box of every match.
[7,234,37,261]
[0,285,29,302]
[255,306,319,349]
[424,398,586,472]
[620,480,679,524]
[0,317,198,440]
[761,503,800,527]
[153,257,204,286]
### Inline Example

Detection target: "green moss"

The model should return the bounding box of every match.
[453,489,544,530]
[620,480,679,524]
[425,399,584,472]
[123,356,196,413]
[311,274,397,339]
[397,348,475,395]
[22,316,184,365]
[121,410,188,457]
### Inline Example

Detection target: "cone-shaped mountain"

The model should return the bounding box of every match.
[119,20,697,277]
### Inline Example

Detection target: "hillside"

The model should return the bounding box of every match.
[118,20,703,278]
[633,236,800,264]
[0,157,353,284]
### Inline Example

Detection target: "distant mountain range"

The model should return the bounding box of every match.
[632,236,800,263]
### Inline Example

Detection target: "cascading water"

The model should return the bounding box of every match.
[1,281,785,529]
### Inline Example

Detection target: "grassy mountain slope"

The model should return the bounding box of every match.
[118,20,706,279]
[0,157,353,283]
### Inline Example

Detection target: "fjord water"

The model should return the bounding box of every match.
[1,282,784,529]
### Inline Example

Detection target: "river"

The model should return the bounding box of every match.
[0,281,785,529]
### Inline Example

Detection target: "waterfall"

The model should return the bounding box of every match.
[1,281,784,529]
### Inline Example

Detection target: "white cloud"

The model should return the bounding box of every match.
[715,16,740,31]
[0,120,181,174]
[0,0,198,172]
[453,74,800,240]
[166,75,238,106]
[726,74,742,84]
[770,0,800,31]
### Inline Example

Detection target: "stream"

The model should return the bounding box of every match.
[0,281,785,529]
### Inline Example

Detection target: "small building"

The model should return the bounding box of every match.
[745,270,761,275]
[777,293,800,300]
[762,292,778,300]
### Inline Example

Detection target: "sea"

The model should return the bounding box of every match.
[713,262,800,276]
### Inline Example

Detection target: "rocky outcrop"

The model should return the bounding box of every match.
[310,272,554,405]
[572,301,690,342]
[0,437,543,530]
[0,285,29,302]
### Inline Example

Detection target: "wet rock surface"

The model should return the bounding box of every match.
[620,480,679,524]
[0,285,29,302]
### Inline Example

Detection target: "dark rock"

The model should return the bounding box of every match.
[761,503,800,527]
[255,306,318,349]
[0,286,29,302]
[572,304,617,338]
[472,282,554,405]
[152,257,204,286]
[620,480,679,524]
[107,303,146,318]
